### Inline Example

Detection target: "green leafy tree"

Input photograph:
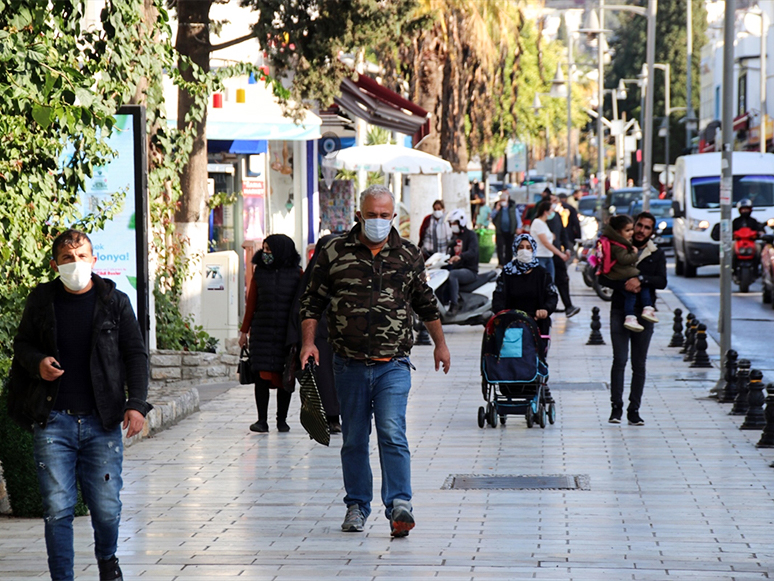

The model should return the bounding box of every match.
[609,0,708,168]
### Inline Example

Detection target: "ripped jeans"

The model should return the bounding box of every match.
[33,411,123,581]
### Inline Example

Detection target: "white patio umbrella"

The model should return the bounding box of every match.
[322,144,452,174]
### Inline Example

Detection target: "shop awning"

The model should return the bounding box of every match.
[165,79,322,143]
[733,112,750,132]
[334,73,430,144]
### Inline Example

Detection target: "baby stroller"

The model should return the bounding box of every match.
[478,310,556,429]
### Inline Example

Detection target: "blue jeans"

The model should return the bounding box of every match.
[447,268,477,306]
[333,354,413,519]
[33,411,123,581]
[610,309,654,412]
[622,287,652,317]
[537,256,555,280]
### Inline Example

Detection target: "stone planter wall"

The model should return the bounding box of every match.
[150,348,239,388]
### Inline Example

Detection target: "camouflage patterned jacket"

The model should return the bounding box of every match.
[300,223,440,359]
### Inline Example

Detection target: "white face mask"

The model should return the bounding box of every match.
[57,261,93,292]
[363,218,392,243]
[451,224,461,234]
[516,248,534,263]
[432,210,444,219]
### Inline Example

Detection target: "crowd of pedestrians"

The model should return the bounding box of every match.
[8,180,669,580]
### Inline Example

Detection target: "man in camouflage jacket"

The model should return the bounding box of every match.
[300,185,450,538]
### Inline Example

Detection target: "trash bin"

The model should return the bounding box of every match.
[477,228,495,263]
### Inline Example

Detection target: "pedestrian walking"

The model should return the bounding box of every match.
[299,184,451,538]
[239,234,302,433]
[418,199,452,260]
[547,193,580,318]
[492,233,558,339]
[599,215,659,332]
[10,229,152,581]
[529,199,569,282]
[491,191,522,266]
[598,212,667,426]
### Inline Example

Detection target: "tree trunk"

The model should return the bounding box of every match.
[411,28,445,156]
[175,0,212,324]
[440,10,469,173]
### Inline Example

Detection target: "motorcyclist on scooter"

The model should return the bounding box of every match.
[444,209,479,315]
[732,198,765,234]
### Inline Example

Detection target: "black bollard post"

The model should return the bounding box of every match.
[586,306,605,345]
[679,313,695,354]
[683,318,700,362]
[755,383,774,448]
[730,359,751,416]
[668,308,684,347]
[741,370,767,430]
[415,323,432,346]
[690,324,713,368]
[719,349,739,403]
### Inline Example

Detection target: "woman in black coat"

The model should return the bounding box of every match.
[239,234,302,433]
[492,233,559,338]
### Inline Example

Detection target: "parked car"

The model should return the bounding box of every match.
[606,186,659,216]
[628,199,674,246]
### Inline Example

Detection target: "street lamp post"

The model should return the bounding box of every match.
[641,0,658,212]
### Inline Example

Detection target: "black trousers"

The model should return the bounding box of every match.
[552,255,573,309]
[496,231,515,266]
[255,377,292,421]
[609,309,654,412]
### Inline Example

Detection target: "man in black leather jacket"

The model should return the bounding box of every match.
[10,229,150,581]
[599,212,667,426]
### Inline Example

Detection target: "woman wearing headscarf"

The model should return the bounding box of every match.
[239,234,302,433]
[492,233,559,338]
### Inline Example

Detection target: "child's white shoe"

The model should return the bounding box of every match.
[641,306,659,323]
[624,315,644,332]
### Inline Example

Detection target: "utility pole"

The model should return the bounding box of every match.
[719,0,736,389]
[686,0,695,150]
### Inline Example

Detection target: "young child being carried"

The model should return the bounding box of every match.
[599,214,659,332]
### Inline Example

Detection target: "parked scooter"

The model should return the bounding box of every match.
[732,226,760,293]
[576,238,613,301]
[425,253,498,325]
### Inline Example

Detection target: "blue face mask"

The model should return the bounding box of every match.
[363,218,392,242]
[547,211,556,221]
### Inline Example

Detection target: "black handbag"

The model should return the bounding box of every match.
[238,346,254,385]
[298,361,330,446]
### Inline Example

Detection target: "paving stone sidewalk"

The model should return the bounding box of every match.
[1,268,773,580]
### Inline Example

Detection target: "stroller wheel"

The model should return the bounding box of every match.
[538,404,547,429]
[548,403,556,425]
[487,403,497,428]
[499,415,507,426]
[477,406,486,428]
[526,409,534,428]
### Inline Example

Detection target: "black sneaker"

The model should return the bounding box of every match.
[608,408,622,424]
[565,306,581,318]
[98,556,123,581]
[277,420,290,432]
[627,411,645,426]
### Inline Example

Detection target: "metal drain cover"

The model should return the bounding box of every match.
[443,474,589,490]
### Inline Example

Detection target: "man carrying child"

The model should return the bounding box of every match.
[598,212,667,426]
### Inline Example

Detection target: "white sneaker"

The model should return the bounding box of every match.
[641,306,659,323]
[624,315,644,332]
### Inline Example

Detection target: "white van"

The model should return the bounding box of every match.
[672,152,774,276]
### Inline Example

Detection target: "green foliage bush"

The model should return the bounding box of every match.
[0,378,86,518]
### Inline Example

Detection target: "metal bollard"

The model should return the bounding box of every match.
[741,369,767,430]
[719,349,739,403]
[755,383,774,448]
[683,318,700,362]
[690,324,712,368]
[586,306,605,345]
[730,359,751,416]
[679,313,695,354]
[668,308,684,347]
